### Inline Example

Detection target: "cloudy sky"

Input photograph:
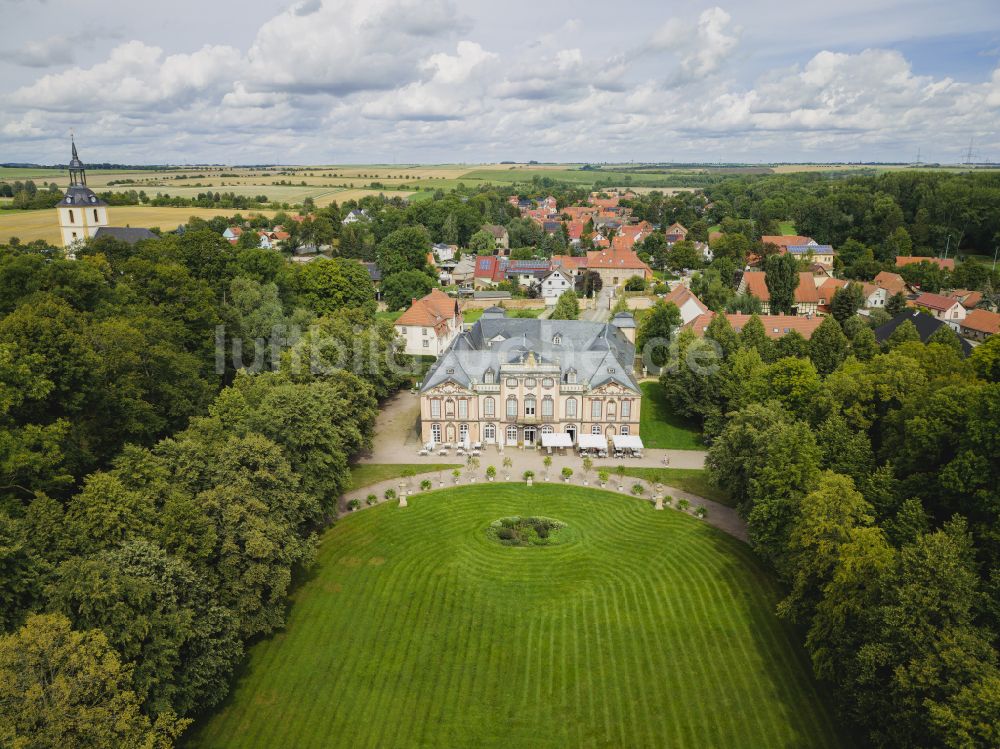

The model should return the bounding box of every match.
[2,0,999,165]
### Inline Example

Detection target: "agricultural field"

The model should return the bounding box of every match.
[0,205,275,245]
[186,485,845,749]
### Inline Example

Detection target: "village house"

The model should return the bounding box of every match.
[450,255,476,286]
[585,248,653,288]
[760,235,816,252]
[895,255,955,271]
[787,244,836,267]
[875,310,973,354]
[664,223,688,244]
[432,243,457,263]
[738,271,820,316]
[663,286,710,325]
[816,278,885,312]
[482,224,510,251]
[342,209,368,225]
[912,291,967,331]
[540,268,574,305]
[685,311,825,340]
[550,254,587,278]
[393,288,462,356]
[418,308,640,447]
[873,271,908,297]
[960,309,1000,341]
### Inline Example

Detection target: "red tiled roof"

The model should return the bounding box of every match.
[962,309,1000,335]
[913,292,963,312]
[948,289,983,309]
[760,235,813,249]
[741,271,819,304]
[551,254,585,270]
[686,311,824,339]
[586,249,652,276]
[873,271,907,295]
[817,277,877,304]
[896,256,955,271]
[395,288,457,330]
[663,286,708,314]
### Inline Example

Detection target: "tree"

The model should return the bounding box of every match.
[666,240,701,272]
[441,213,459,245]
[851,326,880,361]
[637,301,681,367]
[380,270,436,312]
[576,270,603,298]
[0,613,187,748]
[778,472,874,623]
[887,319,922,349]
[927,324,965,355]
[624,276,646,292]
[337,223,375,260]
[739,314,775,362]
[294,257,377,319]
[830,282,865,321]
[970,335,1000,382]
[550,290,579,320]
[886,291,908,316]
[468,229,495,254]
[764,253,799,315]
[808,316,849,375]
[376,226,430,276]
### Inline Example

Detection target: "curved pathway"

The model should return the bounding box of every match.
[339,469,746,543]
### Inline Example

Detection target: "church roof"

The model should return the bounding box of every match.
[60,186,106,207]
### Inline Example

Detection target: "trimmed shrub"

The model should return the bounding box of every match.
[347,499,361,511]
[384,488,397,501]
[631,483,645,496]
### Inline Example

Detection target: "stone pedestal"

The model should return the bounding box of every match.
[654,496,664,510]
[399,495,408,507]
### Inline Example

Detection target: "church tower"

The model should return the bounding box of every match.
[56,137,109,249]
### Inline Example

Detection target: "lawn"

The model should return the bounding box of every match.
[595,466,733,507]
[186,485,844,749]
[348,463,459,490]
[462,308,484,323]
[639,381,702,449]
[375,309,402,323]
[778,220,798,235]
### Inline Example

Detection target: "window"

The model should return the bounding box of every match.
[484,397,495,417]
[607,401,616,419]
[68,209,74,223]
[565,398,577,418]
[525,396,536,416]
[506,425,518,444]
[621,400,630,418]
[506,397,517,418]
[458,400,468,419]
[430,400,441,418]
[506,378,517,387]
[484,423,496,442]
[567,369,577,384]
[621,425,630,435]
[525,378,536,388]
[591,400,601,419]
[542,378,553,389]
[459,424,469,443]
[591,424,602,435]
[484,369,494,384]
[445,400,455,418]
[422,328,428,335]
[553,334,562,344]
[431,424,441,442]
[542,396,553,418]
[423,340,429,348]
[93,209,99,222]
[541,425,553,434]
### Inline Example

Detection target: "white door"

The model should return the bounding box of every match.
[506,425,518,446]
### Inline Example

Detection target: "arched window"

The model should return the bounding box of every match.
[567,369,577,384]
[524,396,536,416]
[506,397,517,418]
[565,398,577,418]
[484,397,495,417]
[484,423,496,442]
[607,401,617,420]
[506,425,518,444]
[553,333,562,344]
[541,396,553,418]
[541,425,554,434]
[484,368,495,384]
[591,424,602,435]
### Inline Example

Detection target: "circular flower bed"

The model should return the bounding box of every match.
[486,516,569,547]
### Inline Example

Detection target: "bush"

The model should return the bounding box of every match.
[598,470,610,484]
[631,483,645,496]
[366,493,377,506]
[561,467,573,479]
[384,488,397,501]
[677,498,690,511]
[486,465,496,479]
[693,506,707,519]
[420,479,432,491]
[347,498,361,511]
[498,527,516,540]
[523,470,535,480]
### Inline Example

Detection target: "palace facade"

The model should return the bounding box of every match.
[418,308,640,447]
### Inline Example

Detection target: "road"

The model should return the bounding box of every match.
[581,285,613,322]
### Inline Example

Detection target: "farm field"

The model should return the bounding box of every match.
[186,484,845,749]
[0,205,275,244]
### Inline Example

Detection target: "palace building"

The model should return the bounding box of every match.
[418,307,640,447]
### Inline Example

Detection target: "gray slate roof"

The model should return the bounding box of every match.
[92,227,157,244]
[422,315,638,393]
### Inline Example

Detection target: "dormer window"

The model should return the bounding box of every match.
[484,369,494,384]
[567,369,577,384]
[552,333,562,344]
[446,368,455,374]
[608,368,616,374]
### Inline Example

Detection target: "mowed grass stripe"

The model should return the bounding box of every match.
[186,485,845,749]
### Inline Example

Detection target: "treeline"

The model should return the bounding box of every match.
[659,313,1000,747]
[0,231,409,746]
[96,189,276,210]
[0,179,63,210]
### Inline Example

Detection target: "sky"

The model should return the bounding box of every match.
[1,0,999,165]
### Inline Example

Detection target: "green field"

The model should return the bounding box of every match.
[639,381,703,449]
[187,484,844,749]
[348,463,459,490]
[596,466,732,507]
[778,220,798,235]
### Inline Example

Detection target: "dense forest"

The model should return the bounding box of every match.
[0,229,408,745]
